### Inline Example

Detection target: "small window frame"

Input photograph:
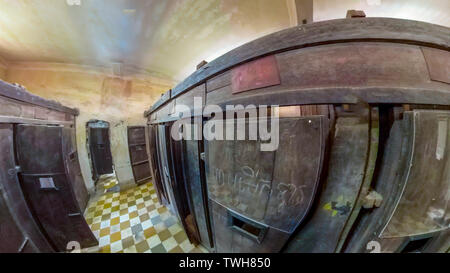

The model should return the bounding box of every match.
[227,210,268,244]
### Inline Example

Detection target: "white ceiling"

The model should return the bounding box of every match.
[0,0,448,81]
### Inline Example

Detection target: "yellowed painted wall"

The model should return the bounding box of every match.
[0,66,5,80]
[5,63,173,193]
[0,60,6,80]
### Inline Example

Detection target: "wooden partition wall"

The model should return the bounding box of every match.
[144,18,450,253]
[0,80,98,253]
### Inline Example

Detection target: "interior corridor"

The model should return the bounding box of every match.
[84,181,207,253]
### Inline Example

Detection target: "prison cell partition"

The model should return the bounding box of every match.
[144,17,450,253]
[0,80,98,252]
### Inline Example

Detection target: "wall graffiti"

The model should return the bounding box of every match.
[211,165,305,215]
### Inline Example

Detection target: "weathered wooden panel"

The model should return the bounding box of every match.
[184,138,213,250]
[174,84,205,115]
[128,126,151,184]
[231,55,280,94]
[35,106,67,121]
[0,80,78,115]
[0,193,34,253]
[210,201,289,253]
[128,126,146,145]
[207,71,231,93]
[422,47,450,84]
[335,107,379,252]
[132,162,152,182]
[0,124,49,253]
[0,95,73,123]
[148,125,168,205]
[0,96,23,116]
[0,125,55,253]
[206,43,448,109]
[284,104,370,252]
[205,115,328,234]
[149,89,171,113]
[129,144,148,163]
[62,127,89,212]
[154,100,175,122]
[16,124,98,251]
[157,124,179,217]
[277,43,430,88]
[343,112,415,253]
[163,18,449,101]
[381,110,450,238]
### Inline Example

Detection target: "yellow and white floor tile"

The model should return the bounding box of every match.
[84,181,207,253]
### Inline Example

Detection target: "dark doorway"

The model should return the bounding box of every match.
[86,120,114,183]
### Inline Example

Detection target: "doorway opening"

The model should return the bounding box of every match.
[86,120,116,192]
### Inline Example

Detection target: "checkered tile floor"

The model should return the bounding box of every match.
[84,181,207,253]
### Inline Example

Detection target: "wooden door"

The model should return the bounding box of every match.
[15,124,98,251]
[0,123,54,253]
[127,126,151,185]
[89,127,113,179]
[148,125,169,205]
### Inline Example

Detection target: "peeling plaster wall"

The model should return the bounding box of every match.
[5,63,174,193]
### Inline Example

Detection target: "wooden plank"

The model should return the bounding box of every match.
[146,17,450,115]
[342,111,415,252]
[0,124,54,253]
[209,201,289,253]
[145,89,171,116]
[16,124,98,251]
[381,110,450,238]
[204,43,450,109]
[336,107,379,252]
[206,86,450,109]
[0,80,78,115]
[205,115,329,234]
[62,127,90,213]
[0,115,74,126]
[174,84,205,115]
[422,47,450,84]
[184,138,214,251]
[206,71,231,93]
[284,104,370,252]
[231,56,280,94]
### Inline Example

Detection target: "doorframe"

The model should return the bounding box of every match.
[85,120,113,184]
